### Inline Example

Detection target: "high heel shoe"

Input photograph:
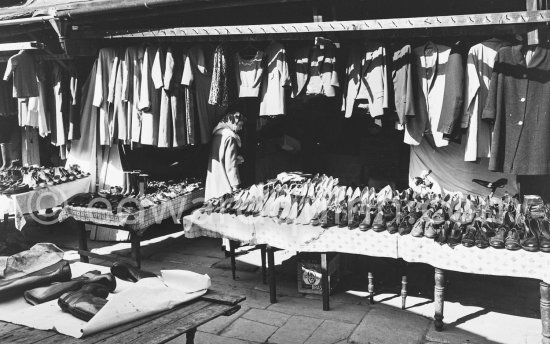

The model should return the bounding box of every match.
[278,193,293,223]
[347,187,362,229]
[310,196,328,226]
[321,193,337,228]
[371,203,386,233]
[334,186,347,227]
[386,199,400,234]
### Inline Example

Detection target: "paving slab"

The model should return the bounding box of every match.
[242,308,291,327]
[424,325,499,344]
[198,306,250,334]
[304,320,356,344]
[440,312,542,344]
[267,296,368,324]
[167,331,257,344]
[349,306,430,344]
[221,317,278,343]
[268,315,323,344]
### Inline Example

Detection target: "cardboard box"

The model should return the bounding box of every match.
[297,253,340,295]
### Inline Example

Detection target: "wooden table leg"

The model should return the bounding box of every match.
[434,268,445,332]
[267,245,277,303]
[401,260,408,310]
[261,245,267,285]
[368,272,374,305]
[130,231,141,269]
[186,328,197,344]
[321,253,330,311]
[401,275,408,310]
[78,222,89,263]
[541,282,550,344]
[229,240,237,280]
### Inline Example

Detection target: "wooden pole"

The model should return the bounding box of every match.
[434,268,445,332]
[541,282,550,344]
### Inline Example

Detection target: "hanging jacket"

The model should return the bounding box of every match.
[292,44,339,98]
[342,42,388,118]
[391,44,415,126]
[437,41,469,143]
[404,42,451,147]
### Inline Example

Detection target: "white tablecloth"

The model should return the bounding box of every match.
[183,211,399,258]
[184,211,550,283]
[0,177,92,230]
[398,235,550,283]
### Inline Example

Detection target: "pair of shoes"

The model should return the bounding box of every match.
[520,215,550,253]
[58,284,110,321]
[24,271,116,305]
[110,262,156,282]
[0,260,72,300]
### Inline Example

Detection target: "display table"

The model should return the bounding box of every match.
[0,177,92,230]
[60,188,204,268]
[184,211,399,257]
[183,211,550,343]
[0,259,243,344]
[0,293,243,344]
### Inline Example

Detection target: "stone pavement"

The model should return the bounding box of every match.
[13,217,546,344]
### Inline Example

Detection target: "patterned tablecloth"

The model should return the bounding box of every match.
[398,235,550,283]
[0,177,92,230]
[183,211,399,258]
[184,211,550,283]
[60,188,204,234]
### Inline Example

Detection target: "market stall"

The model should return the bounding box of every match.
[184,172,550,336]
[1,0,550,343]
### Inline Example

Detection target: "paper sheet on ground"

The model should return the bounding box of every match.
[0,262,210,338]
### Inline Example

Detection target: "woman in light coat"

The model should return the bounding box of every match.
[204,111,245,201]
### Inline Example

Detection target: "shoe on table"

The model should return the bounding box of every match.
[504,225,522,251]
[489,225,507,249]
[475,223,491,249]
[425,209,444,239]
[446,222,463,246]
[521,218,540,252]
[461,223,478,247]
[539,219,550,253]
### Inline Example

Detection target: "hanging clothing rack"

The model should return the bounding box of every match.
[89,10,550,40]
[0,52,72,63]
[0,41,44,52]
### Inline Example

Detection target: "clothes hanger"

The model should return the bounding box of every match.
[238,41,258,59]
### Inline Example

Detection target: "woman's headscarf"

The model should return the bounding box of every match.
[212,111,245,147]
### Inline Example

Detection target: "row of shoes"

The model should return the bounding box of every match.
[68,179,203,214]
[200,174,550,253]
[0,163,90,195]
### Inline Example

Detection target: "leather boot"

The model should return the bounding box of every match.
[521,218,540,252]
[24,271,116,305]
[539,219,550,253]
[58,283,110,321]
[130,171,140,197]
[0,260,71,300]
[110,262,156,282]
[0,143,9,171]
[121,172,129,196]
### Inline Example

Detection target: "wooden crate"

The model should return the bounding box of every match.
[297,253,340,295]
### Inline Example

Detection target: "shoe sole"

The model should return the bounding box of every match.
[489,243,505,249]
[521,246,540,252]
